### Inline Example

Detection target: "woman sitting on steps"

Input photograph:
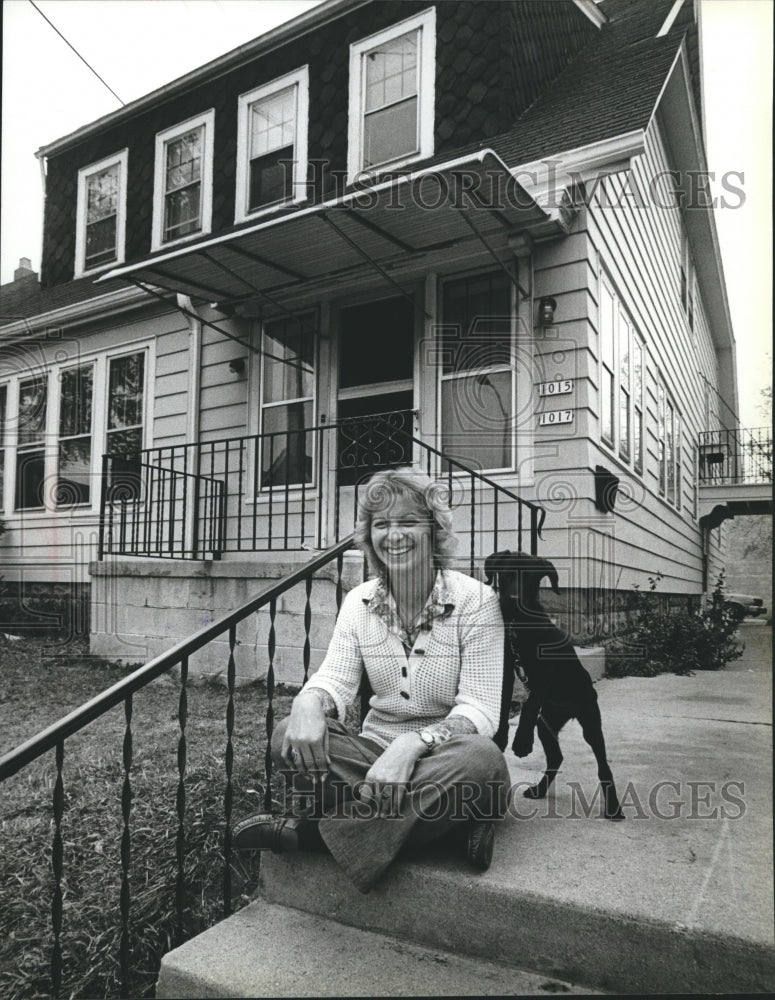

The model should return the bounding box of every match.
[232,467,510,893]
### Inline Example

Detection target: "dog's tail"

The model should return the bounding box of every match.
[541,559,561,595]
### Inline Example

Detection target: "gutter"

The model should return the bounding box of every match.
[0,284,159,342]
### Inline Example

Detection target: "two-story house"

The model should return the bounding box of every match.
[0,0,745,673]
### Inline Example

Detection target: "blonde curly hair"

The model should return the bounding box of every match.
[354,467,458,575]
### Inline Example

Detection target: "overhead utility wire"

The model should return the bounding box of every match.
[29,0,125,106]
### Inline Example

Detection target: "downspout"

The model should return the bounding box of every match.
[178,294,202,557]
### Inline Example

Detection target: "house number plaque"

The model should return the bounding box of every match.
[538,409,574,426]
[537,379,573,396]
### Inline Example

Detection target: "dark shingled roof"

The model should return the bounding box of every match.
[339,0,693,176]
[488,0,685,166]
[0,274,129,329]
[2,0,698,330]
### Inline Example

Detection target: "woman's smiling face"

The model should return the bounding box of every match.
[369,494,434,574]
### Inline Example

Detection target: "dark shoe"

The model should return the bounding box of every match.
[466,821,495,871]
[232,813,300,853]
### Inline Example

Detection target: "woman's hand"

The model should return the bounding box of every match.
[281,690,331,779]
[360,732,426,815]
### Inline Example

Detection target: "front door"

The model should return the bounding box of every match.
[334,295,415,525]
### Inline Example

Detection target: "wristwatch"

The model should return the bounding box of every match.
[417,730,436,754]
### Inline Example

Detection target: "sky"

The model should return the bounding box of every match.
[0,0,772,427]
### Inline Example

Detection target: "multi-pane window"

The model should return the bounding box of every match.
[236,68,308,221]
[632,339,644,474]
[599,272,644,473]
[75,151,128,276]
[363,30,418,169]
[153,112,214,249]
[440,271,513,472]
[15,376,47,510]
[657,377,682,508]
[0,384,6,508]
[260,316,315,488]
[1,350,149,514]
[600,279,615,445]
[164,128,203,240]
[107,353,146,499]
[57,365,93,506]
[348,9,435,179]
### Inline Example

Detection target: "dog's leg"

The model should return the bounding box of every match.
[511,692,542,757]
[578,699,624,821]
[523,708,567,799]
[493,650,516,752]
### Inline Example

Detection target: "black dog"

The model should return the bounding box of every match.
[484,550,624,821]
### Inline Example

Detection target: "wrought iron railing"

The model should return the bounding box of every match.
[698,426,772,485]
[98,410,545,563]
[0,536,358,998]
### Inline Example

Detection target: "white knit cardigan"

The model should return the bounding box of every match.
[305,570,504,748]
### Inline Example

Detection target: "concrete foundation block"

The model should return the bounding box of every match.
[575,645,605,682]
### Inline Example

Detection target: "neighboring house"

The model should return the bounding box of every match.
[1,0,767,671]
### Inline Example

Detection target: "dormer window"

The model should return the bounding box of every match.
[152,111,215,250]
[347,8,435,181]
[74,150,128,277]
[235,67,309,222]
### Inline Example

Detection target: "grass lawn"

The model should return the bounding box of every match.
[0,637,293,999]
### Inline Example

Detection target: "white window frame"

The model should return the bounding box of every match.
[235,67,309,223]
[74,150,129,278]
[347,8,436,182]
[657,374,682,509]
[257,315,317,493]
[56,361,96,509]
[599,270,645,476]
[0,341,153,519]
[0,382,9,514]
[152,110,215,251]
[438,269,517,476]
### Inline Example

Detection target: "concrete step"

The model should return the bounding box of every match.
[157,672,774,996]
[255,675,774,995]
[156,899,593,997]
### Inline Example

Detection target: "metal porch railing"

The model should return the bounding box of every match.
[698,426,772,485]
[98,410,545,564]
[0,536,358,998]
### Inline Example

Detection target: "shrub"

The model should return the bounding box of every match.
[606,571,744,677]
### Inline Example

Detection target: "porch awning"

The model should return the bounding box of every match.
[98,150,555,305]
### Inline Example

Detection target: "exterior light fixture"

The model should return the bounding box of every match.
[228,357,246,376]
[538,296,557,326]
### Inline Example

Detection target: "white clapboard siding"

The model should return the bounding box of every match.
[524,117,726,594]
[1,305,191,581]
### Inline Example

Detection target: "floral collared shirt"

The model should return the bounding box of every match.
[364,571,455,653]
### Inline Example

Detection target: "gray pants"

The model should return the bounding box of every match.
[271,717,510,892]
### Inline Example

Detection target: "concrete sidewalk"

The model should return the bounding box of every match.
[158,625,774,996]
